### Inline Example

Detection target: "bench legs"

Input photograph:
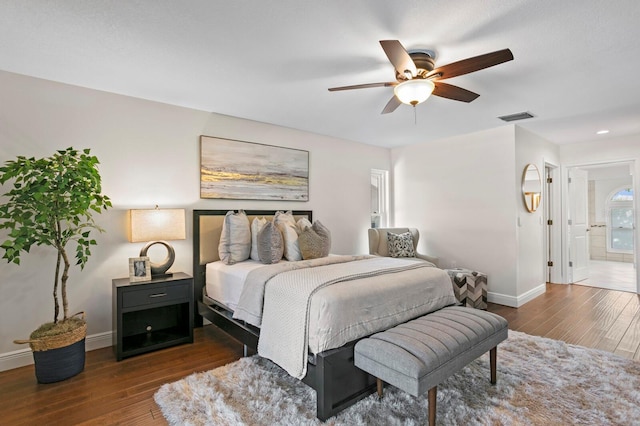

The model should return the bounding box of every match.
[428,387,437,426]
[375,346,499,426]
[490,346,497,384]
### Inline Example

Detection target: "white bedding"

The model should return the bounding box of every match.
[205,260,265,310]
[257,256,456,378]
[206,256,457,379]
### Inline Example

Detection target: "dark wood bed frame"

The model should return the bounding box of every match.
[192,209,377,421]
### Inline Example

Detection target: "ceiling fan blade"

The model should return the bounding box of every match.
[381,96,402,114]
[380,40,417,78]
[432,82,480,102]
[328,82,396,91]
[426,49,513,80]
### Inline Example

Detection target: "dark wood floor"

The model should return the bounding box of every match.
[1,283,638,425]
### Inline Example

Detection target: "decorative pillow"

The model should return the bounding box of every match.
[250,217,267,261]
[296,217,312,233]
[274,210,302,261]
[298,220,331,259]
[218,210,251,265]
[257,221,284,264]
[387,231,416,258]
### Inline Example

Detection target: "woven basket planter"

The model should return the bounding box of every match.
[14,312,87,383]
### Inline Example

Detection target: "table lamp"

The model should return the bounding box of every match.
[128,207,186,278]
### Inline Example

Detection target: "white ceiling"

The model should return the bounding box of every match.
[1,1,640,148]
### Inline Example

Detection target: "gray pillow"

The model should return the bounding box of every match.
[274,210,302,261]
[250,217,267,261]
[387,231,416,258]
[298,220,331,259]
[257,221,284,264]
[218,210,251,265]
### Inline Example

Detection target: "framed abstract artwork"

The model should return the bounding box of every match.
[200,136,309,201]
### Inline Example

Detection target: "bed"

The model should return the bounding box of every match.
[192,209,456,420]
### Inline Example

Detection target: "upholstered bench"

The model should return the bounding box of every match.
[354,306,508,426]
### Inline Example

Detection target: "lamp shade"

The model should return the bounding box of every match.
[128,208,186,242]
[393,79,435,106]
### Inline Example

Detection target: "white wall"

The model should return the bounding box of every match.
[0,70,390,369]
[391,125,519,302]
[514,127,560,298]
[392,124,560,307]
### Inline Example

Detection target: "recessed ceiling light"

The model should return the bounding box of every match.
[596,129,610,135]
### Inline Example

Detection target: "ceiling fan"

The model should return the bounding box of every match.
[328,40,514,114]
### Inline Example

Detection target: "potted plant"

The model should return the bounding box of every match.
[0,147,111,383]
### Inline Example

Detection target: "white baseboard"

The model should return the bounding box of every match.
[0,331,113,373]
[2,285,548,373]
[488,283,546,308]
[516,284,547,306]
[86,331,114,351]
[0,348,32,372]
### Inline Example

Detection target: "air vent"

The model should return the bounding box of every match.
[498,111,535,122]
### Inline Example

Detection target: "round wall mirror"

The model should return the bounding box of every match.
[522,164,542,212]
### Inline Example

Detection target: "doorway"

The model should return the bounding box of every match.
[371,169,389,228]
[566,161,637,293]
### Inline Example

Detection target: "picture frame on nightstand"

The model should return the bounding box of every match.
[128,256,151,282]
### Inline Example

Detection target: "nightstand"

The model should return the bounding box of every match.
[112,272,194,361]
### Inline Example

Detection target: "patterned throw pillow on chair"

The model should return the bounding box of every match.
[387,231,416,258]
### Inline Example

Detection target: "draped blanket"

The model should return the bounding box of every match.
[233,255,372,327]
[235,256,456,379]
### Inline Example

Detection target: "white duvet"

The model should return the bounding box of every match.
[232,255,457,379]
[206,260,264,311]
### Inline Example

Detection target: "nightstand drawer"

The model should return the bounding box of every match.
[113,272,194,361]
[122,282,190,308]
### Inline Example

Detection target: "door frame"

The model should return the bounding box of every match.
[560,158,638,290]
[545,162,562,284]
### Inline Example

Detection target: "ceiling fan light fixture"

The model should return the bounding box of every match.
[393,79,435,106]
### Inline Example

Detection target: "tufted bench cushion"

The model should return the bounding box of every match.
[354,306,508,424]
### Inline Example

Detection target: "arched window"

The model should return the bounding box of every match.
[606,187,634,253]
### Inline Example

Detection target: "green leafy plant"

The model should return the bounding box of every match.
[0,147,112,327]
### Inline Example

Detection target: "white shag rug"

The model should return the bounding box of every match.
[154,331,640,425]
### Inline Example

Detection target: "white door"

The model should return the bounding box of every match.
[569,168,589,282]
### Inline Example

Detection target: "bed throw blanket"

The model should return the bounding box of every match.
[247,256,451,379]
[233,255,372,327]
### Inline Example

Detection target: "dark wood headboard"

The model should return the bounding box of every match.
[192,209,312,327]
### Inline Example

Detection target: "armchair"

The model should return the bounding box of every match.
[368,227,439,267]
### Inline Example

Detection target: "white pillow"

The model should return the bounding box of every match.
[296,217,312,233]
[218,210,251,265]
[274,210,302,261]
[250,217,267,261]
